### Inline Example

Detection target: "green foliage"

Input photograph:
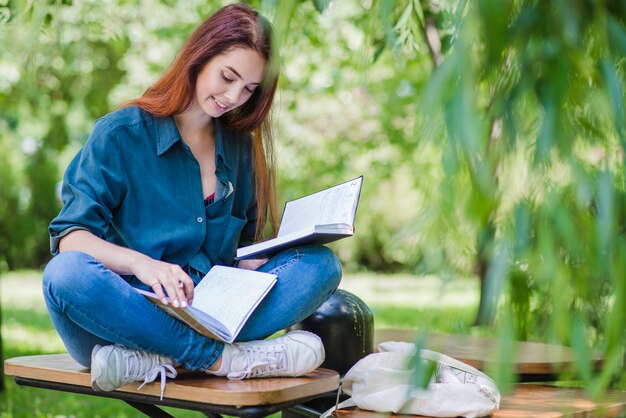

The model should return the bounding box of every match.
[0,0,131,268]
[0,135,22,272]
[390,0,626,391]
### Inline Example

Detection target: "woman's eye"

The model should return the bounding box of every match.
[221,72,233,83]
[245,87,256,94]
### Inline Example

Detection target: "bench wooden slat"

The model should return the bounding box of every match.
[374,329,605,376]
[327,385,626,418]
[4,354,339,406]
[495,384,626,417]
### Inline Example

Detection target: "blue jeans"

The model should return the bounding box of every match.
[42,246,342,371]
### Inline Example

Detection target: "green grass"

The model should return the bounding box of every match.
[0,270,479,417]
[340,273,479,333]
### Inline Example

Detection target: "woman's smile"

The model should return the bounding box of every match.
[211,96,229,112]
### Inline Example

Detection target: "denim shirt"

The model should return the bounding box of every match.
[49,106,258,275]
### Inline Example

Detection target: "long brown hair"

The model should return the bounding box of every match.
[125,3,278,239]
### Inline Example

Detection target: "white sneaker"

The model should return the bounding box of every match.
[209,330,325,380]
[91,344,177,399]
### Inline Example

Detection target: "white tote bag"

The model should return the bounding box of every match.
[322,341,500,418]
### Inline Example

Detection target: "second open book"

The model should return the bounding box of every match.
[236,176,364,260]
[136,265,276,343]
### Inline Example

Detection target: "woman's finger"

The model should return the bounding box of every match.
[173,269,194,307]
[149,280,169,305]
[162,281,183,307]
[161,271,192,308]
[180,275,195,302]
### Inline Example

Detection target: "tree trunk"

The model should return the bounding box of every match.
[474,221,496,325]
[418,0,500,326]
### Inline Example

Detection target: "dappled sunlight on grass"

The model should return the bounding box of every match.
[1,271,65,354]
[370,305,475,334]
[337,272,480,335]
[340,272,479,310]
[1,270,46,312]
[3,323,65,354]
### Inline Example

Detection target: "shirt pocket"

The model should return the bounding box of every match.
[208,214,247,265]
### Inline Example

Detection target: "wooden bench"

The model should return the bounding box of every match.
[4,353,339,417]
[4,330,619,417]
[284,385,626,418]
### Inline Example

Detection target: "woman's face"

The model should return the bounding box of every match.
[194,47,266,118]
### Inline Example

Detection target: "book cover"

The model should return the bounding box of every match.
[136,265,277,343]
[236,176,363,260]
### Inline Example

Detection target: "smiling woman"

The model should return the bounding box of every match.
[39,2,343,398]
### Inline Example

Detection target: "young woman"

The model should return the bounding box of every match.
[42,3,342,396]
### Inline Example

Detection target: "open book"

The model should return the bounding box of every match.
[236,176,363,260]
[136,265,277,343]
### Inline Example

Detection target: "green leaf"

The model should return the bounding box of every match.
[411,0,425,27]
[570,314,592,383]
[607,15,626,58]
[600,59,625,151]
[410,331,437,389]
[535,100,556,163]
[478,242,510,325]
[513,201,531,258]
[596,171,614,267]
[312,0,331,14]
[372,40,386,63]
[394,2,413,31]
[492,308,516,395]
[378,0,396,48]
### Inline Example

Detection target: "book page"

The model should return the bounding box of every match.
[191,266,276,336]
[278,177,363,237]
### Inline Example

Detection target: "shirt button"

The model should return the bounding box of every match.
[197,217,203,223]
[216,167,222,173]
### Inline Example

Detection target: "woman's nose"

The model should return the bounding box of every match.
[224,86,242,105]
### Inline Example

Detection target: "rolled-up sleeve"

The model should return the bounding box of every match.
[49,119,127,255]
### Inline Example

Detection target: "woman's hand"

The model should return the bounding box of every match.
[131,259,195,308]
[238,258,268,271]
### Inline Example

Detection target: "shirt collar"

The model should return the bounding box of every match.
[155,115,182,156]
[155,116,232,171]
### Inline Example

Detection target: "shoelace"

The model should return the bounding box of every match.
[138,363,177,400]
[122,349,177,400]
[227,344,287,380]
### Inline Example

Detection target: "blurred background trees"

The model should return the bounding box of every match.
[1,0,625,392]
